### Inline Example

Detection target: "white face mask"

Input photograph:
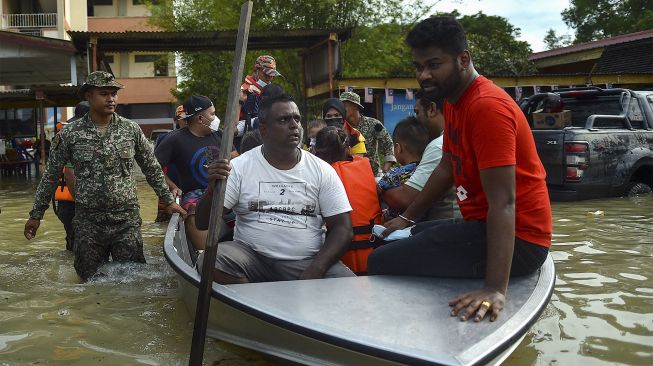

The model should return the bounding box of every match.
[201,115,220,132]
[256,79,268,89]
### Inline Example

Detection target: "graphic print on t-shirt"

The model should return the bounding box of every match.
[248,181,317,229]
[189,145,221,187]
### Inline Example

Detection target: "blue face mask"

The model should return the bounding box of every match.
[256,79,268,89]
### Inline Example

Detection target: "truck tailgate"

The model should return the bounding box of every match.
[532,130,566,185]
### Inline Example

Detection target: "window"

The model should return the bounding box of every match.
[134,54,161,63]
[154,56,169,76]
[627,99,644,129]
[134,54,169,76]
[133,0,159,5]
[117,103,174,120]
[0,108,36,138]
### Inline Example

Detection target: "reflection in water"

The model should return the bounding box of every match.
[1,175,652,365]
[506,196,653,366]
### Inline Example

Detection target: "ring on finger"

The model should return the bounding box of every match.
[481,300,491,308]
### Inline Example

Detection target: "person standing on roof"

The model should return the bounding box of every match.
[24,71,187,281]
[340,91,396,175]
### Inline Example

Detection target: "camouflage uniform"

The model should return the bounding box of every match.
[339,91,396,174]
[29,72,173,280]
[357,115,396,175]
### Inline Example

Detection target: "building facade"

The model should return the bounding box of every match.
[1,0,177,137]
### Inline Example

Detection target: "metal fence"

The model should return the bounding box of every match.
[1,13,57,29]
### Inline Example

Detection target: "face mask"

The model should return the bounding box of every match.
[324,117,343,128]
[309,137,316,148]
[201,115,221,132]
[256,79,268,89]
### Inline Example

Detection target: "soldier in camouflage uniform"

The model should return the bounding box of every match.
[24,71,187,281]
[339,91,396,175]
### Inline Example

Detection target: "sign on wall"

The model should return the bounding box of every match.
[382,91,415,135]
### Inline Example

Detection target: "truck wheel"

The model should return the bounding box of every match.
[626,182,652,197]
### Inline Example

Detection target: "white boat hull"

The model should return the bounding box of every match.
[164,214,554,365]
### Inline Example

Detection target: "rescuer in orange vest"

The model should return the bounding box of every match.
[314,125,384,274]
[53,102,89,251]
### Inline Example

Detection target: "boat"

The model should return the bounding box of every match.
[164,213,555,366]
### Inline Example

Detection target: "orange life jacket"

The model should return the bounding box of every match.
[54,167,74,202]
[331,155,383,274]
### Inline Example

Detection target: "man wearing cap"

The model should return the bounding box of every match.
[24,71,187,281]
[340,91,396,175]
[235,55,281,150]
[155,95,236,251]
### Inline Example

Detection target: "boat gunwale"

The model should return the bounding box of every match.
[163,213,555,366]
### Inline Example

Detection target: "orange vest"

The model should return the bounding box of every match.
[331,156,383,274]
[54,167,74,202]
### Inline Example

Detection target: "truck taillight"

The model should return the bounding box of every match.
[564,143,588,153]
[564,142,589,183]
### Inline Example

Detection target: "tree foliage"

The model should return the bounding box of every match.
[438,11,536,76]
[543,28,572,50]
[562,0,653,43]
[147,1,536,116]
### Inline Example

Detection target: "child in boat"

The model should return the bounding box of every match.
[377,117,430,219]
[303,119,327,151]
[314,126,383,274]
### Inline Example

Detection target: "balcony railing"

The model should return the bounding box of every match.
[1,13,57,29]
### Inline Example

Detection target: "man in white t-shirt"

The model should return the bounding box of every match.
[380,91,459,220]
[195,94,355,283]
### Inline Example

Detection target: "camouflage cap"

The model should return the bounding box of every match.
[79,71,124,94]
[254,55,281,77]
[339,91,364,109]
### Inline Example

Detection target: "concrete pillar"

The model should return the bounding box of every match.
[57,0,65,39]
[70,55,78,85]
[120,52,129,78]
[118,0,126,16]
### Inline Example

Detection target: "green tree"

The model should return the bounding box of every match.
[543,28,572,50]
[438,11,536,76]
[148,1,535,115]
[148,0,435,116]
[562,0,653,43]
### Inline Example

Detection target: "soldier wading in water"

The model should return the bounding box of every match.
[24,71,187,281]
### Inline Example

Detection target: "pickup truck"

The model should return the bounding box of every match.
[520,87,653,201]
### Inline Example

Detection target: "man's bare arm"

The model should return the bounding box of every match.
[449,165,516,322]
[300,212,353,279]
[381,153,454,237]
[381,184,420,213]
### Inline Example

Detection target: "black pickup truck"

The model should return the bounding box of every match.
[520,87,653,201]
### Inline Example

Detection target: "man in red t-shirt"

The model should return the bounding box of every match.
[368,17,552,323]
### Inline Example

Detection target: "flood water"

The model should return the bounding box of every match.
[1,175,652,365]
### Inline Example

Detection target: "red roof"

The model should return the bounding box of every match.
[530,28,653,61]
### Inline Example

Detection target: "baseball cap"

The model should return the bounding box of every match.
[181,95,213,120]
[339,91,364,109]
[79,71,124,94]
[255,55,281,77]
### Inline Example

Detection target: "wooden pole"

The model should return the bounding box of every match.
[327,36,334,98]
[36,91,46,175]
[188,2,252,365]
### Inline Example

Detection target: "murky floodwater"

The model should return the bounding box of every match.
[1,174,652,365]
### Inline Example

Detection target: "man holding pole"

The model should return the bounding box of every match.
[195,94,356,283]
